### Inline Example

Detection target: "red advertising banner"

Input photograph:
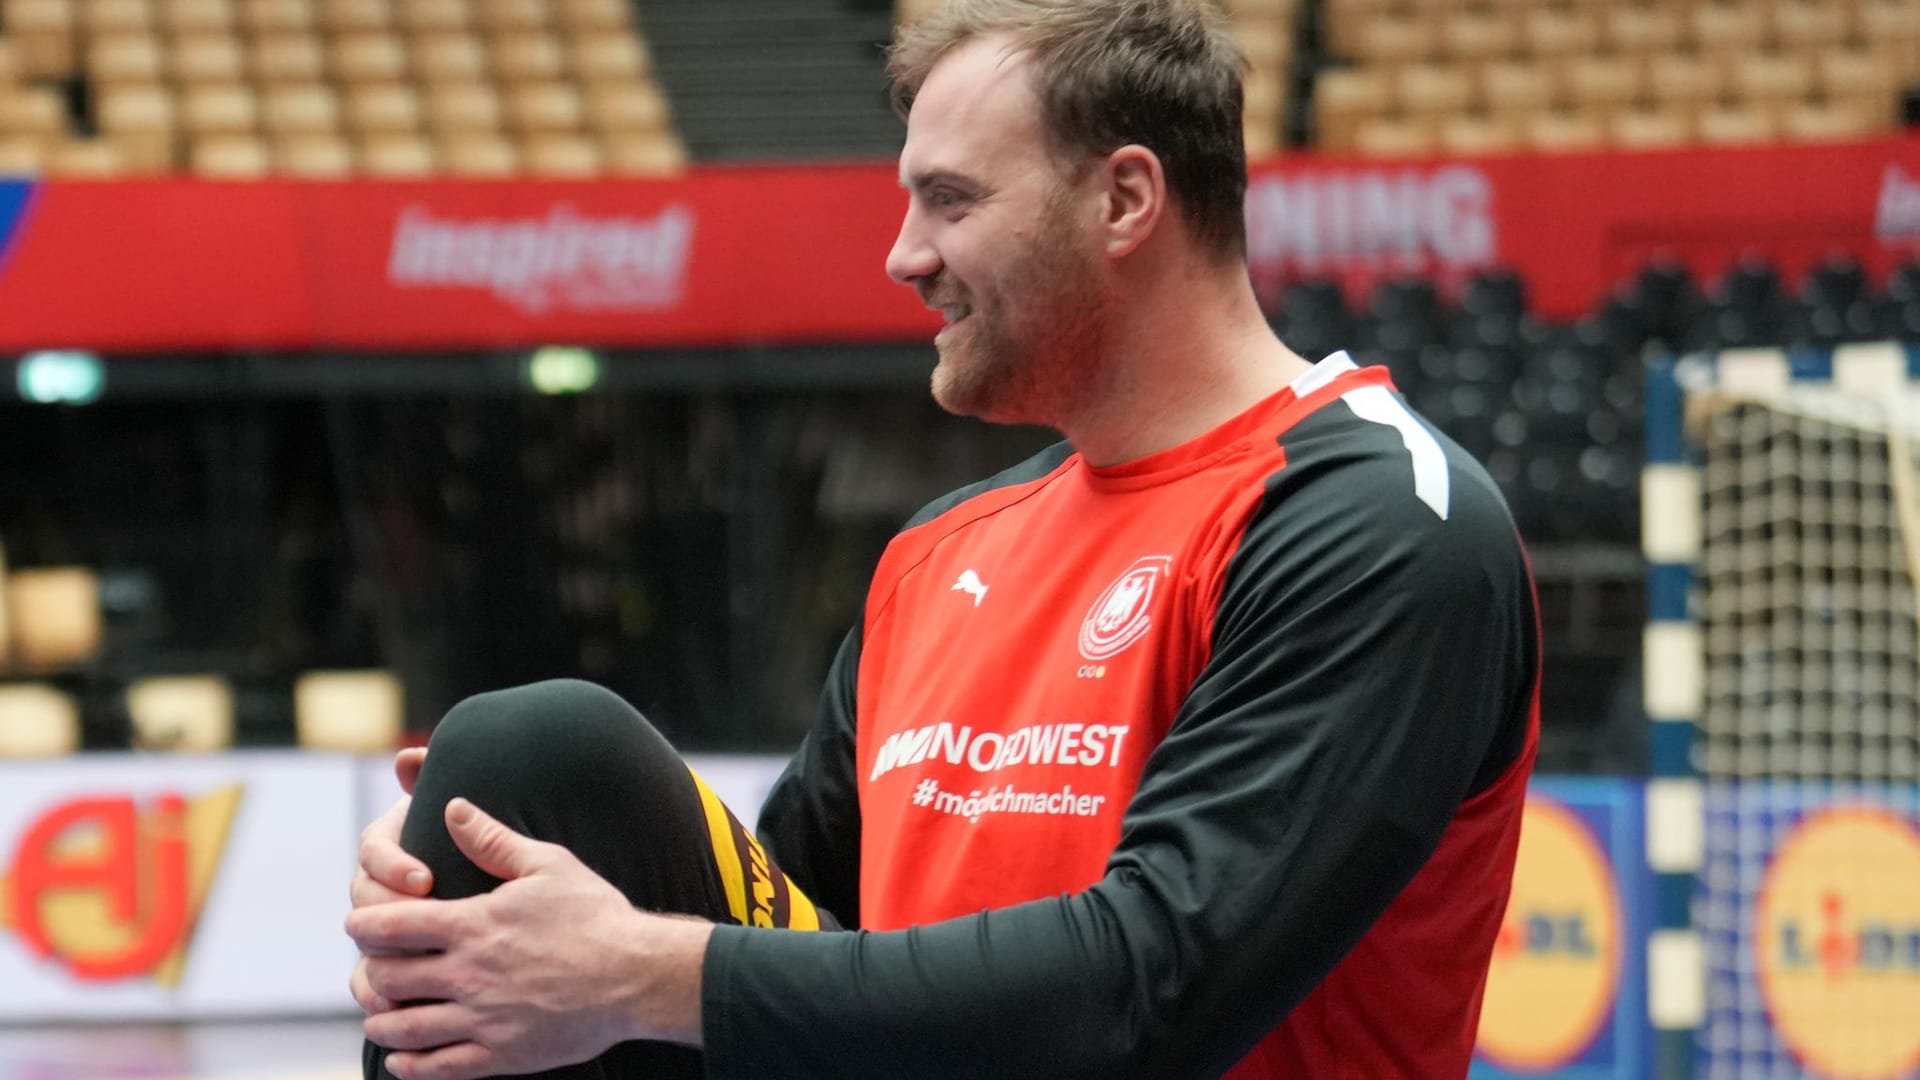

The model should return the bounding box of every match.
[1,137,1919,353]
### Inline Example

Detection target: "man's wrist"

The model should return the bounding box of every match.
[621,910,715,1048]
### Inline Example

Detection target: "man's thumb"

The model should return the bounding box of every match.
[445,798,545,880]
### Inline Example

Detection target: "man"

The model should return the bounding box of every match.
[348,1,1540,1077]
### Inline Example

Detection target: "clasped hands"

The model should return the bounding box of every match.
[347,749,711,1080]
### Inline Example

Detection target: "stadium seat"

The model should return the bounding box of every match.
[345,83,421,135]
[261,83,339,134]
[127,675,234,751]
[506,81,585,133]
[158,0,236,34]
[521,131,599,175]
[295,669,403,752]
[181,82,257,135]
[358,132,435,175]
[190,132,269,175]
[252,34,327,83]
[414,33,488,83]
[273,131,351,176]
[438,130,516,174]
[6,568,101,670]
[172,34,245,83]
[0,683,81,757]
[425,82,503,133]
[239,0,314,35]
[332,32,410,83]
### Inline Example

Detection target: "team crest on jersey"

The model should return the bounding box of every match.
[1078,556,1172,662]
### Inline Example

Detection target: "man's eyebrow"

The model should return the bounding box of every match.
[901,169,983,194]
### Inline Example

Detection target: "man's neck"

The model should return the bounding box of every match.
[1061,268,1316,468]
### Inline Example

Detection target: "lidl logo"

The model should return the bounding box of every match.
[0,788,241,983]
[1756,807,1920,1080]
[1476,796,1622,1073]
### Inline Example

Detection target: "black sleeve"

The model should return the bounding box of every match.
[703,429,1537,1079]
[754,625,864,928]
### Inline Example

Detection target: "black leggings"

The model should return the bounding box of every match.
[361,679,834,1080]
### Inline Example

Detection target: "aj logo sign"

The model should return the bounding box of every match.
[1,788,241,983]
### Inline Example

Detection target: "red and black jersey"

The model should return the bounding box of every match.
[702,353,1541,1079]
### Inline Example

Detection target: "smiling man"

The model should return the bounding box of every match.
[348,3,1540,1078]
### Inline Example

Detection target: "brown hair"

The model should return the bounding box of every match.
[889,0,1249,261]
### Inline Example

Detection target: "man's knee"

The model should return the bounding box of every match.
[423,679,676,802]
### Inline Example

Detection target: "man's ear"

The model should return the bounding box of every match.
[1102,144,1166,259]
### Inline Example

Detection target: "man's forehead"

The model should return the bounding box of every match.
[898,35,1044,188]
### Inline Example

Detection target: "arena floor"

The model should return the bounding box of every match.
[0,1018,362,1080]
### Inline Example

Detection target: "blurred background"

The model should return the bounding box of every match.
[0,0,1916,1078]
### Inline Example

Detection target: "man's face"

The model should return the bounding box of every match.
[887,37,1113,425]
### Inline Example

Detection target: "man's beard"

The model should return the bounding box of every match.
[929,210,1110,426]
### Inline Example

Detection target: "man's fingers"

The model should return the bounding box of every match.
[349,957,393,1016]
[346,899,465,954]
[360,799,432,898]
[395,747,428,794]
[364,1001,473,1052]
[364,953,458,1004]
[445,798,552,881]
[380,1042,496,1080]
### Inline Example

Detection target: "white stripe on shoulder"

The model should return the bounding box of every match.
[1339,385,1452,521]
[1287,350,1359,399]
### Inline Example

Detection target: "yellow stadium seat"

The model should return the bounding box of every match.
[1609,105,1693,151]
[601,129,684,175]
[316,0,386,33]
[414,33,488,83]
[81,0,154,37]
[1603,6,1683,56]
[1352,113,1437,157]
[398,0,471,35]
[172,34,244,83]
[475,0,546,31]
[251,34,326,83]
[332,33,409,83]
[127,675,233,752]
[0,138,45,175]
[0,684,80,757]
[1441,10,1517,63]
[345,82,421,134]
[586,83,669,133]
[438,130,516,175]
[1696,101,1777,145]
[190,133,269,176]
[238,0,313,34]
[1436,112,1521,155]
[358,132,435,175]
[1478,58,1559,113]
[1522,108,1605,153]
[260,83,338,133]
[295,669,403,753]
[571,35,650,85]
[520,131,599,175]
[274,131,351,175]
[491,31,566,83]
[1781,99,1882,142]
[158,0,234,34]
[88,34,165,84]
[0,87,67,137]
[6,568,101,669]
[180,82,256,135]
[1521,8,1599,60]
[425,82,502,132]
[1313,66,1391,151]
[506,81,585,132]
[555,0,628,33]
